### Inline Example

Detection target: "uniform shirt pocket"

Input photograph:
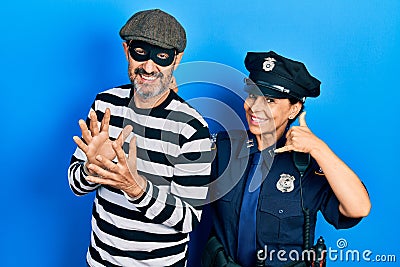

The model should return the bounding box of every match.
[258,197,304,244]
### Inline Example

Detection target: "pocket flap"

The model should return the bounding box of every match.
[259,197,303,218]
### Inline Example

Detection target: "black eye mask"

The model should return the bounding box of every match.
[128,41,176,67]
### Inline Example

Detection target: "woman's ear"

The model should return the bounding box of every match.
[289,102,303,119]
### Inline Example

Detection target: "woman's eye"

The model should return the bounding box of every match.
[248,93,257,99]
[265,97,275,103]
[134,48,147,55]
[157,53,170,60]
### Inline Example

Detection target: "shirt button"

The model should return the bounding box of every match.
[278,209,284,214]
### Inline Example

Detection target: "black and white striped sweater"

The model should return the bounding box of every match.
[68,85,211,266]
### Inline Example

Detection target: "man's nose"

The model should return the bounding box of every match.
[142,59,157,73]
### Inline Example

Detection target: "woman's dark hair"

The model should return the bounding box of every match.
[288,97,305,125]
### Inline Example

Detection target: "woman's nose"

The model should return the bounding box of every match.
[250,96,265,111]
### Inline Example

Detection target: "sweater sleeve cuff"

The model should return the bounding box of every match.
[123,180,153,206]
[80,161,98,186]
[81,161,90,176]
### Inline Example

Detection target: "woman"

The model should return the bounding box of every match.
[202,51,371,267]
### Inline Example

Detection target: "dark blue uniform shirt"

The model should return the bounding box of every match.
[210,130,362,266]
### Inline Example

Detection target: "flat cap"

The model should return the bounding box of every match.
[244,51,321,101]
[119,9,186,53]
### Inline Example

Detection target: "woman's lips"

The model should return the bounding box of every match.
[250,114,268,125]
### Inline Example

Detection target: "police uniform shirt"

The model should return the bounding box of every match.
[211,130,362,266]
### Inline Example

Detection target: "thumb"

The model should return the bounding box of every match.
[115,125,133,146]
[128,136,137,156]
[299,111,307,127]
[128,136,137,169]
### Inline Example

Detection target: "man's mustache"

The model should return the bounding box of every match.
[134,68,163,78]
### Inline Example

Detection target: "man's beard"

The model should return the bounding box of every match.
[129,65,174,100]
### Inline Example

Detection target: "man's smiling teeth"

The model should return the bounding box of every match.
[141,74,157,81]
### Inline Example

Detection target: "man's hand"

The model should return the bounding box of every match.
[85,136,147,198]
[274,112,323,154]
[73,108,132,172]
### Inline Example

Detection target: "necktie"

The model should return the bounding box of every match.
[237,152,263,267]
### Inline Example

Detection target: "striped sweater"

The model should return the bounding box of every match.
[68,85,212,266]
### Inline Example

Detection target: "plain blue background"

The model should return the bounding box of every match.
[1,1,399,266]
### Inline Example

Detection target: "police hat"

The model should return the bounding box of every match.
[244,51,321,102]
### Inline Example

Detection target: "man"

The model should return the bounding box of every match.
[68,9,212,266]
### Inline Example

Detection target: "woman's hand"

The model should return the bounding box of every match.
[275,112,323,155]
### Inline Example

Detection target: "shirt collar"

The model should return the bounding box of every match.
[237,127,289,159]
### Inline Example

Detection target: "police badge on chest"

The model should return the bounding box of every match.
[276,173,295,193]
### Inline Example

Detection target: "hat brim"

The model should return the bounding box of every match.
[123,36,176,51]
[244,82,291,99]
